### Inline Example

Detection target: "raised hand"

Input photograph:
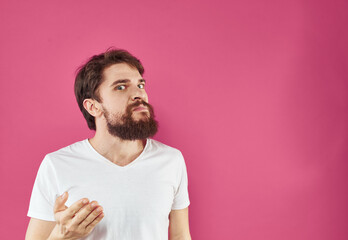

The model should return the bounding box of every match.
[48,192,104,240]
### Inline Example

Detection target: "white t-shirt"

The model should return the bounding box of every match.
[27,138,190,240]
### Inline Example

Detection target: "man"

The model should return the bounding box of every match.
[25,49,192,240]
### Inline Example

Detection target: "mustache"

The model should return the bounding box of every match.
[127,100,151,111]
[125,100,155,117]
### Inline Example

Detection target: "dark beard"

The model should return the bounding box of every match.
[104,100,158,141]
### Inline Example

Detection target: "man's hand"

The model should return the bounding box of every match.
[48,192,104,240]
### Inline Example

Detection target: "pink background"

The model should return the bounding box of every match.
[1,0,348,239]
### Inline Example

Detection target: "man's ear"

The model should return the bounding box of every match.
[83,98,103,117]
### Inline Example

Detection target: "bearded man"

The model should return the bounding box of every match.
[25,49,191,240]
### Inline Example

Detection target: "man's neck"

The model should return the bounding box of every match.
[88,130,146,167]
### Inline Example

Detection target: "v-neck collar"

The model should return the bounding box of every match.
[84,138,150,170]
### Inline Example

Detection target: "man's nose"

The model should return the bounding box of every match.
[131,86,147,101]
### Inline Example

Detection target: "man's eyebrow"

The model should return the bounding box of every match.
[109,78,146,88]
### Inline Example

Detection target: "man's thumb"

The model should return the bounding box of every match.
[54,191,69,213]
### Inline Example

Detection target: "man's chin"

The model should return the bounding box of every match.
[132,112,150,119]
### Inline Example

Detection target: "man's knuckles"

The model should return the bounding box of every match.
[63,223,78,234]
[88,207,103,220]
[75,213,86,222]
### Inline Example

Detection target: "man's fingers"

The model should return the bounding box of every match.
[85,211,105,232]
[72,201,100,226]
[78,203,104,228]
[59,197,90,223]
[53,192,69,213]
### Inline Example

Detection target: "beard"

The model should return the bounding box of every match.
[103,100,158,141]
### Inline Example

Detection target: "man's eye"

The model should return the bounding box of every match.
[116,85,126,90]
[138,84,145,89]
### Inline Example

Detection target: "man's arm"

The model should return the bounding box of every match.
[169,207,192,240]
[25,218,56,240]
[26,192,104,240]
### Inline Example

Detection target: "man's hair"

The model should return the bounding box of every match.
[74,48,145,131]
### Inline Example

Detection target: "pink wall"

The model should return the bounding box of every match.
[1,0,348,239]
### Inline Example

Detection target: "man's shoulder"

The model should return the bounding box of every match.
[148,138,183,157]
[44,139,87,162]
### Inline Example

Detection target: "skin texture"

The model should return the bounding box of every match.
[169,207,192,240]
[26,63,191,239]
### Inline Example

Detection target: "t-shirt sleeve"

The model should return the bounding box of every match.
[171,152,190,210]
[27,155,60,221]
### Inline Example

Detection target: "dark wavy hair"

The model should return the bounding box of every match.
[74,48,144,131]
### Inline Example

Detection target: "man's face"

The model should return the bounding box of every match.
[97,63,158,140]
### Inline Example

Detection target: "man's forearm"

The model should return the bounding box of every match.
[47,224,62,240]
[169,234,192,240]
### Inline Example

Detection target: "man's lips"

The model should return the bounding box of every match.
[132,105,148,111]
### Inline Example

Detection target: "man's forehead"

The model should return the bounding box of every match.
[103,63,141,80]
